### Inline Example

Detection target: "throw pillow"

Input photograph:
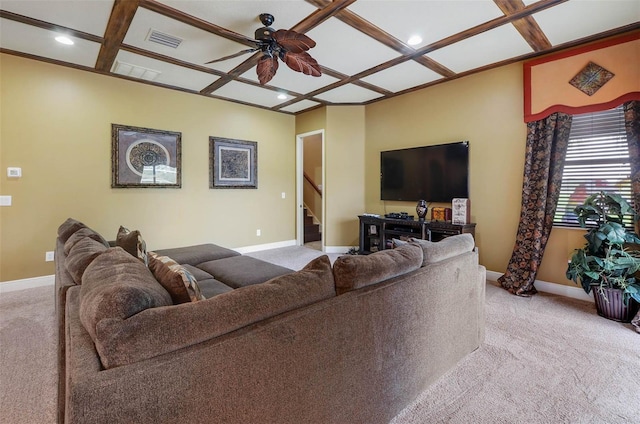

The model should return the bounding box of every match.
[410,233,475,267]
[116,226,148,265]
[333,244,423,295]
[148,252,205,303]
[63,227,110,255]
[65,237,108,285]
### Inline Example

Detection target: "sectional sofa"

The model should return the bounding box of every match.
[55,218,486,424]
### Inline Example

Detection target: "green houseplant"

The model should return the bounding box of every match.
[566,191,640,322]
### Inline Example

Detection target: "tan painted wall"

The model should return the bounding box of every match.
[296,106,365,248]
[325,106,365,248]
[0,54,295,282]
[364,62,585,287]
[296,107,326,135]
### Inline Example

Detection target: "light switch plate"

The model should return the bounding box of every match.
[0,196,12,206]
[7,167,21,178]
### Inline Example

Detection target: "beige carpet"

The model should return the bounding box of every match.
[391,282,640,424]
[1,246,639,423]
[0,284,57,424]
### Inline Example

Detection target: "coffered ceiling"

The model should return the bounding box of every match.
[1,0,638,114]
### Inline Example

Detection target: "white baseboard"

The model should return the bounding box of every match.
[234,239,297,254]
[486,270,594,303]
[324,246,354,254]
[0,275,55,293]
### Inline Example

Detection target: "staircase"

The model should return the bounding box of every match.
[303,207,321,243]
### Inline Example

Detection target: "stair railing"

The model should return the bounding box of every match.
[304,171,322,197]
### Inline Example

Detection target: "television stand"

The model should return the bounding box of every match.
[358,215,476,254]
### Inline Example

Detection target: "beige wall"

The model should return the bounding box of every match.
[1,52,590,287]
[0,54,295,282]
[325,106,365,248]
[364,62,585,287]
[296,106,365,248]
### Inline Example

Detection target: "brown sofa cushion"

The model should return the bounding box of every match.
[93,255,336,368]
[197,278,234,298]
[65,237,108,285]
[152,244,240,266]
[182,264,215,281]
[148,252,205,304]
[116,226,148,265]
[197,255,293,288]
[58,218,88,243]
[333,244,423,295]
[411,233,475,266]
[63,227,109,255]
[79,247,172,360]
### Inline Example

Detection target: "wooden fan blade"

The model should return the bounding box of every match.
[282,51,322,77]
[257,56,279,85]
[205,48,258,64]
[273,29,316,53]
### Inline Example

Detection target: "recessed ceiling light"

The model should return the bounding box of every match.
[55,36,74,45]
[407,35,422,46]
[277,94,287,100]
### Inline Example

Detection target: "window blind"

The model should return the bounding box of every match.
[553,105,633,228]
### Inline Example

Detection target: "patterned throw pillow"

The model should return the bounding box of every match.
[116,226,148,266]
[147,252,205,303]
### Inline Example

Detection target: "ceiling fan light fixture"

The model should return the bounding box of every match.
[407,35,422,46]
[55,35,74,45]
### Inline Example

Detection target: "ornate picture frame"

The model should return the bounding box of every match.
[209,137,258,189]
[111,124,182,188]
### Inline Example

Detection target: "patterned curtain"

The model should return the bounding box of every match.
[498,112,573,296]
[624,101,640,212]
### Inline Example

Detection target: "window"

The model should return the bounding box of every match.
[554,105,633,228]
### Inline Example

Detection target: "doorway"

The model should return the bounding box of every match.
[296,130,325,250]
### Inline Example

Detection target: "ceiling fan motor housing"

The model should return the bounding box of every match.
[255,13,275,41]
[255,26,275,41]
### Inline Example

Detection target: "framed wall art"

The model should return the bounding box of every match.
[111,124,182,188]
[209,137,258,189]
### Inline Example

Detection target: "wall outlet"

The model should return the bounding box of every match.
[45,251,55,262]
[256,229,261,236]
[281,192,286,199]
[0,196,11,207]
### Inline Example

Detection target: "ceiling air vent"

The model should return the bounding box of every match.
[112,60,161,82]
[146,29,183,49]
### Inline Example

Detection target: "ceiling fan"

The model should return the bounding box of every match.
[206,13,322,85]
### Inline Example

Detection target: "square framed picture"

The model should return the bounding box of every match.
[111,124,181,188]
[209,137,258,189]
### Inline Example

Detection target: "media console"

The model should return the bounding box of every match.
[358,215,476,255]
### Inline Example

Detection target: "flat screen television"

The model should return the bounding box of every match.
[380,141,469,202]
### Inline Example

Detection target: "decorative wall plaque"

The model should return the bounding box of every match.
[452,198,471,225]
[111,124,182,188]
[568,61,614,96]
[209,137,258,189]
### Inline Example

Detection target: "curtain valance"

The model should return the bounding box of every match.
[524,32,640,123]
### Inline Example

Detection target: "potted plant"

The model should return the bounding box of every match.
[566,191,640,322]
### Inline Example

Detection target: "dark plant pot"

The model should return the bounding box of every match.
[592,287,640,323]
